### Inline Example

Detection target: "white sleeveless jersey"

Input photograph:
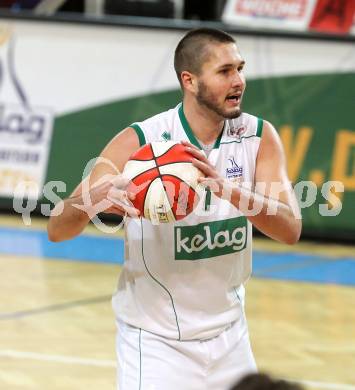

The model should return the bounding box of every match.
[112,103,263,341]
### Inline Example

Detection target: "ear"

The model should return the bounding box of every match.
[181,71,198,94]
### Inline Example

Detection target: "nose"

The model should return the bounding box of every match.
[231,70,244,88]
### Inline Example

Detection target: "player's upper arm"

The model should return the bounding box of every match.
[255,120,293,206]
[71,127,141,197]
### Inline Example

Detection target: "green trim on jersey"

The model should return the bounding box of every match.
[204,187,211,211]
[131,123,146,147]
[178,104,201,149]
[256,117,263,138]
[140,219,181,340]
[213,127,223,149]
[220,135,258,145]
[178,104,223,150]
[234,287,241,303]
[139,328,142,390]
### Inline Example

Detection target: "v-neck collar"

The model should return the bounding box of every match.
[178,103,224,151]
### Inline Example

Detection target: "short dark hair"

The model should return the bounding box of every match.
[174,28,236,87]
[230,373,304,390]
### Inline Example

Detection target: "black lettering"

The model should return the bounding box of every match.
[27,115,45,143]
[6,114,24,135]
[0,110,46,144]
[0,149,40,163]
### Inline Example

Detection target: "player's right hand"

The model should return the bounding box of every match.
[80,174,140,218]
[105,176,140,217]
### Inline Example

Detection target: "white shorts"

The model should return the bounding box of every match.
[115,316,257,390]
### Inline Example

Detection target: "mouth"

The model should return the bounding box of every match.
[226,92,242,105]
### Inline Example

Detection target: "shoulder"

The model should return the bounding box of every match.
[260,120,284,150]
[97,126,141,171]
[133,106,178,128]
[256,119,286,166]
[130,105,180,144]
[103,127,140,154]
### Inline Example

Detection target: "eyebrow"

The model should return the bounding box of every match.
[217,60,246,70]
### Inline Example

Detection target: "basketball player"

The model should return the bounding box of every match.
[48,28,301,390]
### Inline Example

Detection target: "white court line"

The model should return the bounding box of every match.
[0,350,116,368]
[0,350,354,389]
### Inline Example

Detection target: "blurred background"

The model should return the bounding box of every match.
[0,0,354,239]
[0,1,354,389]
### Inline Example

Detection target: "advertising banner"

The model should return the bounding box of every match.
[348,5,355,35]
[0,28,53,200]
[0,104,53,199]
[309,0,355,34]
[222,0,316,31]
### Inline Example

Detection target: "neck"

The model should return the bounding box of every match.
[182,96,225,145]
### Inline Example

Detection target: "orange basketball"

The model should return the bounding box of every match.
[123,141,204,224]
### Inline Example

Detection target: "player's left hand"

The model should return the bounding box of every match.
[182,141,229,199]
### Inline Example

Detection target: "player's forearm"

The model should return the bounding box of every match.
[228,185,301,245]
[47,196,90,242]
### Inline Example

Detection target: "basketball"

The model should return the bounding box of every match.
[123,141,204,224]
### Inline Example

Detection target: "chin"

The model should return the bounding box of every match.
[224,108,242,119]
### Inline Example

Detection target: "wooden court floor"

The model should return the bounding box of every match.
[0,215,354,390]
